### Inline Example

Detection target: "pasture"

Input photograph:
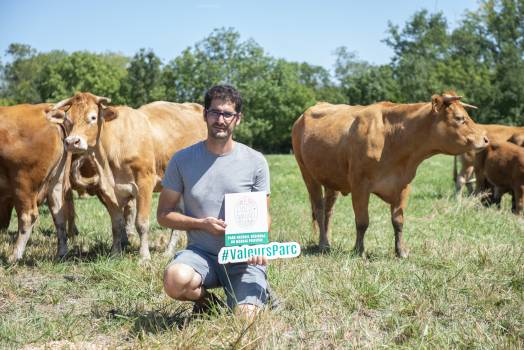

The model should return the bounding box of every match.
[1,154,523,349]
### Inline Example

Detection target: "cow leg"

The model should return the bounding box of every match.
[164,230,183,257]
[134,177,155,261]
[513,185,523,215]
[122,198,136,248]
[323,188,339,248]
[305,179,326,250]
[351,189,370,257]
[391,185,411,258]
[9,195,39,263]
[0,197,13,231]
[464,166,476,195]
[295,161,327,249]
[492,187,503,209]
[46,185,69,259]
[107,206,125,256]
[164,202,185,257]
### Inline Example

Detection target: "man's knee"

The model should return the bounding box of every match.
[163,263,200,300]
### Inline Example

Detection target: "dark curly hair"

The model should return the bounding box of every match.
[204,84,243,113]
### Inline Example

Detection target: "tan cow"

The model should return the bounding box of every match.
[480,142,524,214]
[0,103,76,263]
[138,101,207,255]
[292,93,488,257]
[47,92,156,261]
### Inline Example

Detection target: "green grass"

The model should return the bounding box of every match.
[1,155,523,349]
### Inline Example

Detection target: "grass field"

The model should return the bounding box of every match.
[1,154,523,349]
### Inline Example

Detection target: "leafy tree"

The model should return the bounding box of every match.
[120,48,164,107]
[334,47,399,104]
[163,27,271,104]
[37,51,128,103]
[384,10,451,102]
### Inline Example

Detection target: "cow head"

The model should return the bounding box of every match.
[430,92,489,154]
[47,92,118,153]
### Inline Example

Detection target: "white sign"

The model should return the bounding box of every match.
[225,191,269,246]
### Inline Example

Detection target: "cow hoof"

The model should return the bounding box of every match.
[110,248,123,257]
[139,255,151,267]
[56,250,68,261]
[319,244,331,253]
[7,254,19,265]
[352,247,365,258]
[396,249,409,259]
[120,240,130,250]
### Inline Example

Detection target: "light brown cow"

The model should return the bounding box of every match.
[453,150,476,194]
[480,142,524,214]
[0,103,75,263]
[292,93,488,257]
[138,101,207,255]
[47,92,156,261]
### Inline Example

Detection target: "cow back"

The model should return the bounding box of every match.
[139,101,207,180]
[0,104,63,203]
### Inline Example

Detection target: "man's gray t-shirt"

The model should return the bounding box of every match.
[162,141,270,255]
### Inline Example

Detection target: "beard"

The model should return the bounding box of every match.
[209,122,233,139]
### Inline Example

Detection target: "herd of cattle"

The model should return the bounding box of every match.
[0,91,522,263]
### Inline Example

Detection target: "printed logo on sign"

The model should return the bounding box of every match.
[234,196,258,228]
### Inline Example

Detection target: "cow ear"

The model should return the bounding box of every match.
[101,107,118,121]
[46,109,66,124]
[431,95,444,113]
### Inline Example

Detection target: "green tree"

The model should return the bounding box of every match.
[120,48,164,107]
[37,51,128,103]
[384,10,451,102]
[334,47,399,104]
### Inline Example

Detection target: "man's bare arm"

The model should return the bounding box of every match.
[157,188,226,235]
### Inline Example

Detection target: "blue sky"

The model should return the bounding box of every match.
[1,0,479,69]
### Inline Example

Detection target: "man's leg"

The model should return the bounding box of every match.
[164,263,205,301]
[163,248,220,304]
[219,263,268,320]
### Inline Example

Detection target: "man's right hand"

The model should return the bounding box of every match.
[200,217,227,235]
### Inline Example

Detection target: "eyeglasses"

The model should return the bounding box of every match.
[206,109,238,120]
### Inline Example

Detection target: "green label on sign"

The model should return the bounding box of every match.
[225,232,269,246]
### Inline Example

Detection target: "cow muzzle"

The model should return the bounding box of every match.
[64,136,88,152]
[469,134,489,151]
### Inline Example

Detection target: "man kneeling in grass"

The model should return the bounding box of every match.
[157,84,276,320]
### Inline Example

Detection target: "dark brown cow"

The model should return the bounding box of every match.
[454,125,524,194]
[472,125,524,201]
[292,93,488,257]
[0,103,75,263]
[480,142,524,214]
[47,92,156,261]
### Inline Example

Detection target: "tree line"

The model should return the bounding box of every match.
[1,0,523,153]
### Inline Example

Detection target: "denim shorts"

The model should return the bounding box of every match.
[167,245,268,309]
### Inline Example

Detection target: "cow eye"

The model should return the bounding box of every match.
[89,115,97,123]
[454,116,465,124]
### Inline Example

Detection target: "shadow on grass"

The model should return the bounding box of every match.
[301,243,355,257]
[0,240,115,267]
[97,304,191,335]
[301,243,387,262]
